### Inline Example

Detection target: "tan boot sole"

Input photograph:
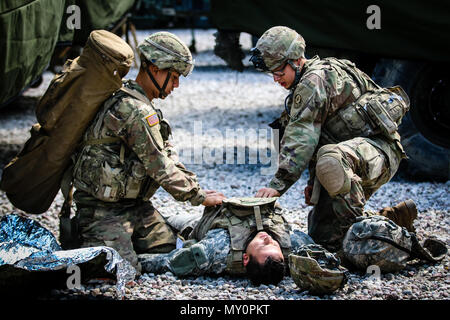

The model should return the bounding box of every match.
[402,199,418,220]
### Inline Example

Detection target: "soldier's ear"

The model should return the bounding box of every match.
[243,253,250,267]
[149,64,159,74]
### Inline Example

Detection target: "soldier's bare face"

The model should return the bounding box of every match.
[166,71,180,95]
[154,69,180,98]
[272,63,296,89]
[244,231,284,265]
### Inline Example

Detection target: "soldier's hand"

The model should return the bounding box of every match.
[204,189,224,196]
[255,187,280,198]
[304,185,313,205]
[202,194,226,206]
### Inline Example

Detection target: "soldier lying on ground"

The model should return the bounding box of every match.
[249,26,417,253]
[139,197,324,286]
[69,32,226,275]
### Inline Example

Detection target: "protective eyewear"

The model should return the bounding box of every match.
[271,63,288,77]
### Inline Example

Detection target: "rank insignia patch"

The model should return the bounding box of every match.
[295,94,302,105]
[145,112,159,127]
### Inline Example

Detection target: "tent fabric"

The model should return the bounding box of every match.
[73,0,135,45]
[0,0,136,106]
[0,0,66,106]
[210,0,450,63]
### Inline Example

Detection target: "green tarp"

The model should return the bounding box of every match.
[210,0,450,63]
[0,0,66,106]
[73,0,135,45]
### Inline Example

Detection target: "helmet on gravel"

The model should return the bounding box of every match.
[289,244,348,295]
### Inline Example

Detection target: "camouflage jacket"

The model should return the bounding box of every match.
[72,80,206,205]
[268,56,390,194]
[138,227,315,276]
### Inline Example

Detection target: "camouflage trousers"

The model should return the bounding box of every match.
[307,136,403,252]
[73,191,177,275]
[159,211,203,240]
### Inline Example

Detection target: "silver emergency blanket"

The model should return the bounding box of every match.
[0,214,136,298]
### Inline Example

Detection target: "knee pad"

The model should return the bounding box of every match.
[316,152,351,197]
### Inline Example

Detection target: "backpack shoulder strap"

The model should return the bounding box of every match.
[326,57,382,92]
[119,86,151,105]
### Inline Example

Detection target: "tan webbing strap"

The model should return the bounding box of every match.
[82,137,122,147]
[120,86,151,105]
[310,176,321,205]
[254,206,264,231]
[119,143,125,164]
[226,251,246,275]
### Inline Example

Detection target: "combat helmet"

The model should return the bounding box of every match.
[138,31,194,97]
[289,244,348,295]
[250,26,305,73]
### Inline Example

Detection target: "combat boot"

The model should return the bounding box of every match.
[378,199,418,233]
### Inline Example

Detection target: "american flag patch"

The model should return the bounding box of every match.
[145,112,159,127]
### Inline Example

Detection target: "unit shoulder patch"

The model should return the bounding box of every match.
[142,111,164,150]
[145,112,160,127]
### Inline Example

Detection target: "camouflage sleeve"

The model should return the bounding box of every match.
[104,97,206,206]
[138,229,230,276]
[269,74,327,195]
[164,140,182,164]
[164,140,199,180]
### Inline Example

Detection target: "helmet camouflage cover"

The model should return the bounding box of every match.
[342,215,412,273]
[138,31,194,77]
[251,26,306,72]
[289,244,348,295]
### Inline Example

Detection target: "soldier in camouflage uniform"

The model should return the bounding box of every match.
[71,32,225,275]
[249,26,418,253]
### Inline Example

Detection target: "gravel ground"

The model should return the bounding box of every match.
[0,29,449,301]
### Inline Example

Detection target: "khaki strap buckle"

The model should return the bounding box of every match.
[254,206,264,231]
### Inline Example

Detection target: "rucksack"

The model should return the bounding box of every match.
[342,215,447,273]
[323,58,410,142]
[0,30,134,214]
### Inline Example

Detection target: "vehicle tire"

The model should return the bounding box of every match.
[372,59,450,181]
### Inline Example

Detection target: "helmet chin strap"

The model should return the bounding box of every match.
[286,60,303,90]
[142,61,172,98]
